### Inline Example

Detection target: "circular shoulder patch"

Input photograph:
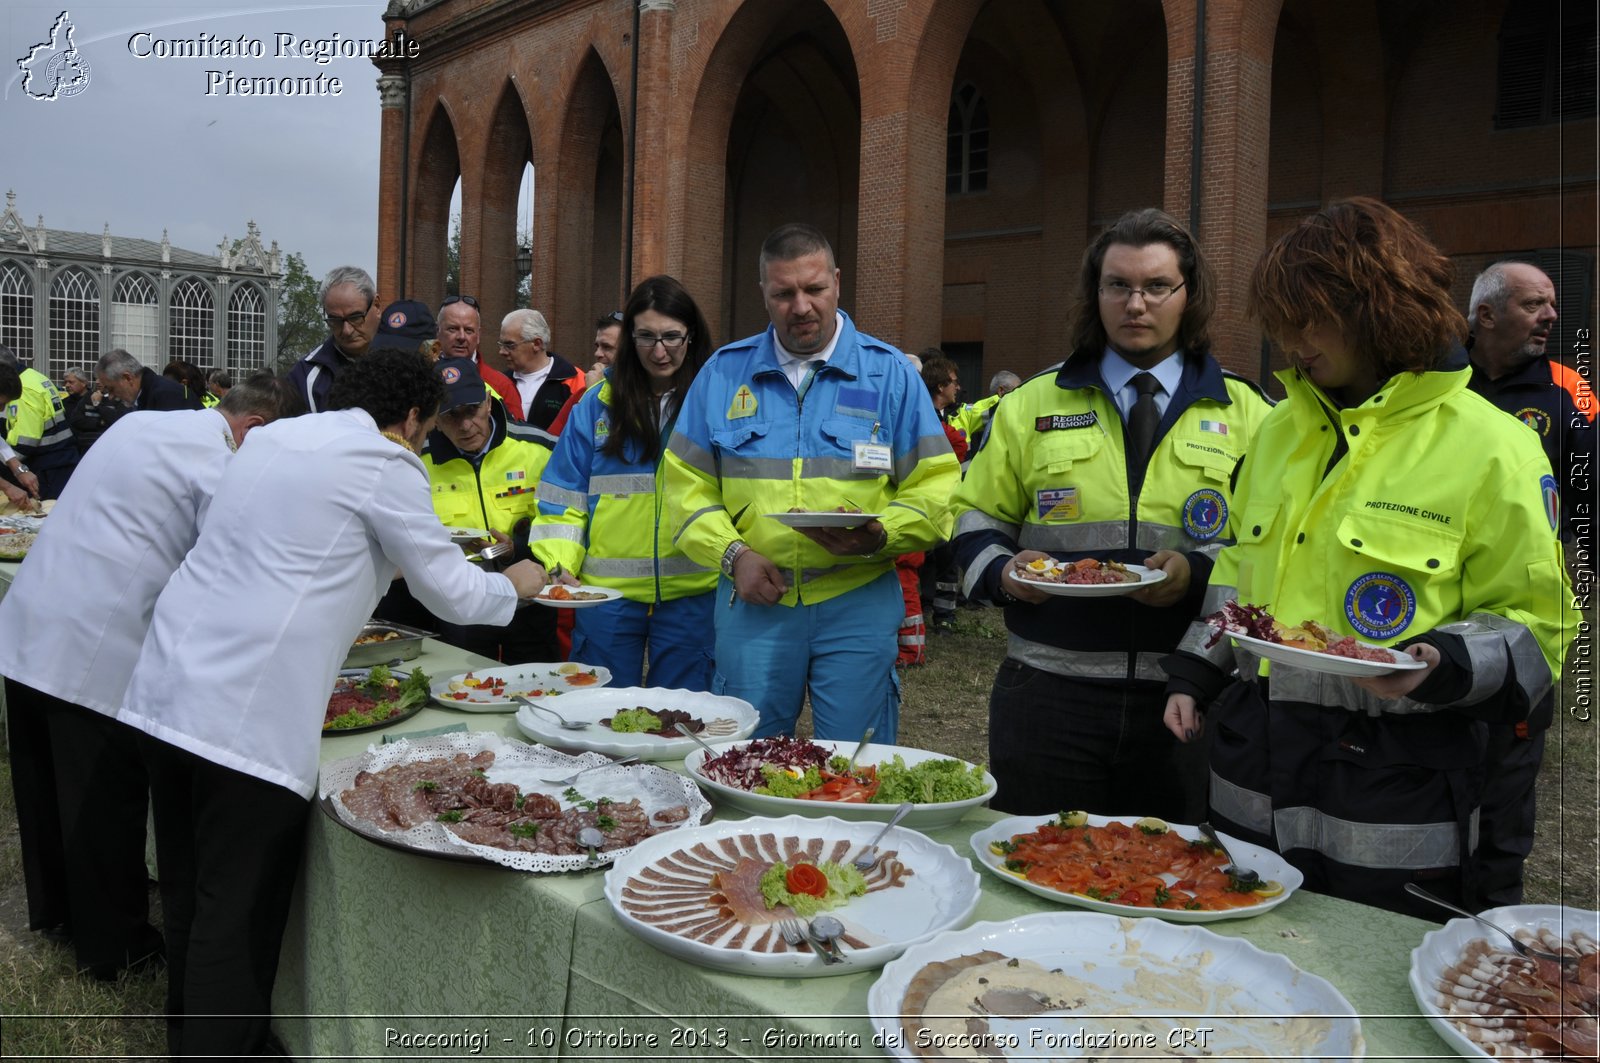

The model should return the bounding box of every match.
[1540,474,1560,530]
[1181,488,1228,541]
[1515,407,1552,437]
[387,310,409,328]
[1344,572,1417,640]
[440,366,462,384]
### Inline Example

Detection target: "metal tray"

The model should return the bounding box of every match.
[342,620,436,668]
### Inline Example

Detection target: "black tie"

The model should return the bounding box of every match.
[1128,372,1162,466]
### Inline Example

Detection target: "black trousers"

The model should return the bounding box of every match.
[1475,723,1544,908]
[5,678,159,972]
[138,733,309,1060]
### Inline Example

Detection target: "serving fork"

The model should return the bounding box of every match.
[851,802,913,872]
[538,755,640,787]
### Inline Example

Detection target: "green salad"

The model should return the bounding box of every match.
[323,665,431,731]
[758,859,866,918]
[749,752,989,804]
[609,707,662,733]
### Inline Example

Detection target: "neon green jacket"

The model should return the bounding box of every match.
[949,393,999,442]
[421,401,554,538]
[6,368,74,453]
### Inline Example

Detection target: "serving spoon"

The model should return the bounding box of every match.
[539,755,640,787]
[1197,821,1261,891]
[577,826,606,865]
[511,695,588,731]
[844,727,875,773]
[1405,883,1576,965]
[807,915,847,963]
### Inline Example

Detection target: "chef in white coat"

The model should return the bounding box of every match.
[117,349,548,1059]
[0,371,302,978]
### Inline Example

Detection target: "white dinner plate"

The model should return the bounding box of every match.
[514,686,759,759]
[969,813,1302,922]
[765,511,882,529]
[1229,630,1427,676]
[320,731,710,873]
[1013,562,1166,597]
[1408,904,1599,1059]
[604,813,981,977]
[869,912,1364,1060]
[431,662,612,712]
[526,584,624,609]
[445,526,491,544]
[683,739,995,830]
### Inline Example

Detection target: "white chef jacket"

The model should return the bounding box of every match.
[0,409,236,715]
[118,408,518,799]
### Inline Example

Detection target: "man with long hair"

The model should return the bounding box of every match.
[952,208,1273,820]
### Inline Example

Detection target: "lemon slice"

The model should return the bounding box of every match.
[555,662,581,674]
[1253,879,1284,897]
[1133,816,1169,834]
[1057,810,1089,827]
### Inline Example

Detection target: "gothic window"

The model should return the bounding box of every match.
[227,283,267,373]
[48,267,99,381]
[111,272,160,365]
[1496,0,1597,127]
[947,82,990,195]
[0,261,32,359]
[169,276,214,367]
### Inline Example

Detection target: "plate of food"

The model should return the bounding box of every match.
[527,584,623,608]
[321,731,710,872]
[322,666,431,735]
[431,662,612,712]
[1011,556,1166,596]
[766,510,882,529]
[684,738,995,829]
[0,497,51,518]
[1205,600,1426,676]
[342,620,435,668]
[513,686,759,759]
[970,812,1301,922]
[1408,903,1598,1059]
[0,528,36,560]
[868,911,1365,1060]
[445,526,491,545]
[604,813,981,977]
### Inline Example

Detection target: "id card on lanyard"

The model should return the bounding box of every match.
[853,421,892,473]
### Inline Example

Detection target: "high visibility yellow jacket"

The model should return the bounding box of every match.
[951,348,1273,682]
[663,313,960,606]
[420,400,554,538]
[949,393,999,441]
[6,368,76,457]
[526,377,715,603]
[1180,349,1570,710]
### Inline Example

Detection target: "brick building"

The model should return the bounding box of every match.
[371,0,1596,391]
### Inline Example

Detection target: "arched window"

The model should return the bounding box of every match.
[1496,0,1597,127]
[227,283,267,373]
[111,272,160,365]
[946,82,990,195]
[169,276,214,367]
[48,267,99,381]
[0,261,32,359]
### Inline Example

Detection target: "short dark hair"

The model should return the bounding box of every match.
[218,370,305,421]
[1069,208,1215,359]
[758,223,835,281]
[325,349,444,427]
[0,364,20,403]
[596,312,623,330]
[920,353,960,399]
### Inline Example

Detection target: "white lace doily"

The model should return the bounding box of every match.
[319,731,711,872]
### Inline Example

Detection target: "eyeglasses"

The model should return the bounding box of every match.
[440,294,480,309]
[325,299,374,329]
[634,331,689,351]
[1099,281,1186,306]
[496,339,526,351]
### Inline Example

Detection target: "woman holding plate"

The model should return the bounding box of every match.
[526,276,718,688]
[1161,198,1569,917]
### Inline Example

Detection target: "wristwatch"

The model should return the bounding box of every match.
[720,540,748,578]
[11,462,28,474]
[858,526,889,557]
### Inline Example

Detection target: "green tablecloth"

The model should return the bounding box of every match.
[266,639,1451,1060]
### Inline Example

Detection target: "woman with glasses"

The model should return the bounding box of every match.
[1161,198,1569,916]
[526,276,718,688]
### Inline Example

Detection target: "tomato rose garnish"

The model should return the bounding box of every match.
[785,862,829,898]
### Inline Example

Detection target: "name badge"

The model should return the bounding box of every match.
[853,441,892,473]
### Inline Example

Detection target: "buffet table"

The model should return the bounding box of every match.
[274,638,1455,1061]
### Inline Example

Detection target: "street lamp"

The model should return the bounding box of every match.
[515,244,532,280]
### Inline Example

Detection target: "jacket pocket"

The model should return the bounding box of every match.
[1234,501,1281,546]
[1171,436,1242,484]
[1335,510,1463,577]
[710,421,771,452]
[1035,430,1104,474]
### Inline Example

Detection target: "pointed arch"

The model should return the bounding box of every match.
[227,282,268,373]
[412,100,463,308]
[49,266,99,380]
[0,260,34,357]
[478,79,535,332]
[169,275,214,368]
[111,270,160,363]
[551,46,625,348]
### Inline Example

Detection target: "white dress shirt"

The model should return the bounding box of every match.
[118,408,518,798]
[0,409,236,715]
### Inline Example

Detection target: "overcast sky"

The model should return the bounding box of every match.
[3,2,393,282]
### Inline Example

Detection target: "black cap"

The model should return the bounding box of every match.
[368,300,436,355]
[434,357,487,411]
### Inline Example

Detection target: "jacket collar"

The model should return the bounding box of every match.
[751,311,862,382]
[422,395,510,465]
[1054,345,1231,404]
[1279,344,1471,420]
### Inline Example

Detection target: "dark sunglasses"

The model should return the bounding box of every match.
[440,294,480,309]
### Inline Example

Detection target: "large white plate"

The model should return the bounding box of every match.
[869,912,1365,1060]
[514,686,759,759]
[604,813,981,977]
[320,731,710,872]
[1408,904,1599,1059]
[526,584,624,609]
[765,510,881,529]
[1014,562,1166,597]
[970,813,1302,922]
[1230,630,1426,676]
[445,525,490,544]
[683,739,995,830]
[431,662,613,712]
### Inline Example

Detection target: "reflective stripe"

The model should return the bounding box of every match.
[666,431,716,475]
[658,554,712,577]
[584,556,655,578]
[13,422,74,450]
[1201,583,1236,615]
[1177,620,1237,672]
[1265,662,1443,717]
[1444,612,1551,707]
[1135,522,1207,553]
[1208,771,1273,834]
[954,509,1018,539]
[1273,805,1467,871]
[895,433,951,481]
[800,456,858,480]
[524,524,584,544]
[673,504,723,544]
[591,473,656,495]
[304,365,324,413]
[887,499,930,522]
[961,543,1012,599]
[800,561,867,583]
[1007,635,1166,682]
[901,613,924,626]
[898,633,926,647]
[1018,521,1125,552]
[722,454,794,480]
[537,482,588,513]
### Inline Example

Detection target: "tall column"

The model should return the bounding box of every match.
[628,0,676,283]
[375,70,409,301]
